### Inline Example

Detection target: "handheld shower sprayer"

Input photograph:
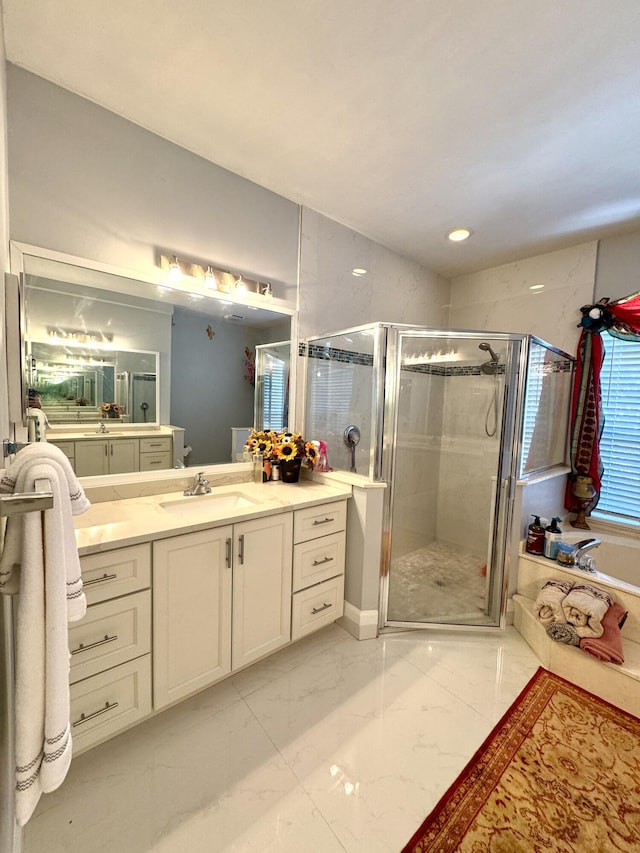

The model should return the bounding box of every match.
[479,342,500,376]
[478,342,500,363]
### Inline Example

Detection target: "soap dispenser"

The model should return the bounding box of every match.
[525,515,545,555]
[543,517,563,560]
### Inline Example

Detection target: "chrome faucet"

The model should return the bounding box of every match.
[96,422,108,434]
[574,538,600,571]
[184,471,211,496]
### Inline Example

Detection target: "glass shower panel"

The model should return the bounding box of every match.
[254,340,291,431]
[304,326,379,478]
[386,334,509,627]
[520,339,573,476]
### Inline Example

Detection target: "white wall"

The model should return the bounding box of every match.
[299,207,450,339]
[7,66,299,300]
[596,229,640,301]
[449,241,598,355]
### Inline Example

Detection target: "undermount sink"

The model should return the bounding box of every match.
[160,492,259,519]
[82,432,124,436]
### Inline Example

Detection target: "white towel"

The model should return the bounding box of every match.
[533,580,574,625]
[0,446,90,825]
[561,582,613,639]
[26,408,50,442]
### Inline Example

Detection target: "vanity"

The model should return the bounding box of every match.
[48,427,177,475]
[68,479,351,754]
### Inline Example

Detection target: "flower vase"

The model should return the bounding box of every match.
[279,458,302,483]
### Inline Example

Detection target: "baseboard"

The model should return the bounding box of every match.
[338,601,379,640]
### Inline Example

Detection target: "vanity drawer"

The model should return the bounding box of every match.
[80,544,151,605]
[139,436,171,453]
[139,451,172,471]
[291,574,345,640]
[69,590,151,684]
[293,500,347,544]
[293,532,345,592]
[70,655,152,755]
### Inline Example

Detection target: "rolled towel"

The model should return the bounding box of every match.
[533,580,574,625]
[546,621,581,646]
[580,602,628,664]
[561,582,613,638]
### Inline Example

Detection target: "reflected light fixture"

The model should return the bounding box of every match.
[204,266,218,290]
[261,282,273,298]
[447,228,472,242]
[168,255,183,281]
[235,275,247,295]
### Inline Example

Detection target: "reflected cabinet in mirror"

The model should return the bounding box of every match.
[15,244,296,477]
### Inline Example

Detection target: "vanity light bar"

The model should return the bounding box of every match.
[158,254,274,299]
[47,327,113,345]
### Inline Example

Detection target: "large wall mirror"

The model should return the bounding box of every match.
[12,243,297,476]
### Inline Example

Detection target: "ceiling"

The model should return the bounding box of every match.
[4,1,640,277]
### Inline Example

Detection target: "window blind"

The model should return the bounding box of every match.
[597,337,640,521]
[262,354,287,431]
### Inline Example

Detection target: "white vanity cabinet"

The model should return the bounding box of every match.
[69,544,153,754]
[291,501,347,640]
[232,513,293,670]
[50,434,172,475]
[152,512,293,709]
[73,437,140,476]
[153,527,233,710]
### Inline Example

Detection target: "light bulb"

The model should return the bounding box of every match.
[168,255,182,282]
[447,228,472,242]
[204,266,218,290]
[235,276,247,295]
[261,282,273,298]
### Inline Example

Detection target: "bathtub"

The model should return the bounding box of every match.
[560,527,639,591]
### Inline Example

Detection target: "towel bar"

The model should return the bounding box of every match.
[0,491,54,518]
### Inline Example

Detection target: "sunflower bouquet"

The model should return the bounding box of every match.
[244,429,319,469]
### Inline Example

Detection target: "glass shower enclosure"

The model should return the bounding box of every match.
[303,323,572,631]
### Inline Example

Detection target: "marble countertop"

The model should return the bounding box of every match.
[49,426,174,441]
[75,479,352,555]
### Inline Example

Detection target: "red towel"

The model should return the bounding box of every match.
[579,602,628,664]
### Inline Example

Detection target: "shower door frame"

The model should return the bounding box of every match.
[378,327,529,632]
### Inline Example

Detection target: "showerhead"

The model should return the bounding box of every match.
[478,342,500,362]
[478,342,500,375]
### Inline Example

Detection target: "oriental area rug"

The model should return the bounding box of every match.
[402,667,640,853]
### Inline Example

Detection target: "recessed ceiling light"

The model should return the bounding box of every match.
[447,228,472,242]
[529,284,545,291]
[352,268,367,276]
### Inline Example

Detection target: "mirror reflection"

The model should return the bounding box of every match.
[22,252,293,474]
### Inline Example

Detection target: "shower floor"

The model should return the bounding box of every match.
[387,539,490,625]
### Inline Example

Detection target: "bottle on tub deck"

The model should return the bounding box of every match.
[525,515,545,555]
[543,517,563,560]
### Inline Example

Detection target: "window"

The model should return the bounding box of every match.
[597,336,640,521]
[261,353,287,431]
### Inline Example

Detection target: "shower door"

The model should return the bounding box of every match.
[380,329,522,629]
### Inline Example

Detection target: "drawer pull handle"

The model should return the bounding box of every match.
[147,443,162,447]
[311,602,332,615]
[225,537,232,568]
[313,517,334,526]
[73,700,119,728]
[238,534,245,565]
[83,572,117,587]
[312,556,333,566]
[71,633,118,655]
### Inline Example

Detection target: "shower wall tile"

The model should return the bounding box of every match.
[449,242,597,355]
[298,208,450,340]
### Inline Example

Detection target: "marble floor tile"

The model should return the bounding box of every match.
[22,624,542,853]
